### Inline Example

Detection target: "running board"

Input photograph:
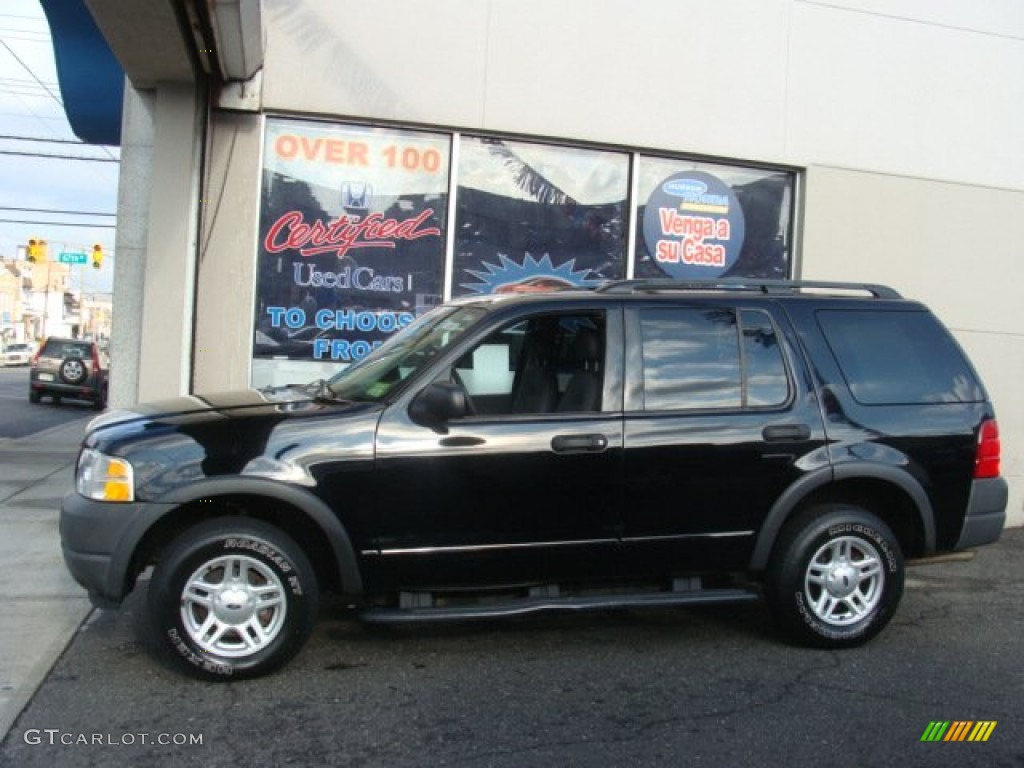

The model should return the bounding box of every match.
[359,588,759,625]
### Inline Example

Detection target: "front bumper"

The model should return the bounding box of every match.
[955,477,1009,550]
[60,491,174,608]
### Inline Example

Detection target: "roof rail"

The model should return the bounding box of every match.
[594,278,902,299]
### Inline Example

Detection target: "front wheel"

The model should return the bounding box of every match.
[148,518,319,680]
[766,505,904,648]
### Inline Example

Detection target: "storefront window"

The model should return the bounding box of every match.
[253,119,450,387]
[635,157,793,280]
[251,119,797,387]
[453,137,628,296]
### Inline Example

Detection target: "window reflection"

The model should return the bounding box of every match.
[640,308,790,411]
[454,137,628,296]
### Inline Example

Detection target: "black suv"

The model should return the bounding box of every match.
[60,280,1008,679]
[30,336,109,409]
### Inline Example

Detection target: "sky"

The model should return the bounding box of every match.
[0,0,118,294]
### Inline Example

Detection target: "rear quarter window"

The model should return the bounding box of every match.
[816,309,984,404]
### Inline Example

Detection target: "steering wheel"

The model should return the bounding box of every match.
[450,369,477,416]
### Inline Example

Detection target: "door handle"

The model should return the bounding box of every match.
[762,424,811,442]
[551,434,608,454]
[439,436,485,448]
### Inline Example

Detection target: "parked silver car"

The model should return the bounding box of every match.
[0,342,34,366]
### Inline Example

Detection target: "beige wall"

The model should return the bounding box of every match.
[192,112,263,394]
[801,166,1024,525]
[260,0,1024,191]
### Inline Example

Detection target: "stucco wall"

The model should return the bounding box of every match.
[802,166,1024,526]
[260,0,1024,190]
[193,112,263,394]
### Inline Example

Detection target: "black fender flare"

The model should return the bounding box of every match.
[154,477,364,594]
[748,464,936,571]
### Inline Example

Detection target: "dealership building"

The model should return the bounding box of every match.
[50,0,1023,525]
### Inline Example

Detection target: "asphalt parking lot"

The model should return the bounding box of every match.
[0,529,1021,768]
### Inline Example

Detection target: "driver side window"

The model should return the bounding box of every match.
[453,311,605,416]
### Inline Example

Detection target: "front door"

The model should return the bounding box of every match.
[367,307,625,589]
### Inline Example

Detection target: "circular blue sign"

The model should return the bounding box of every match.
[642,171,746,279]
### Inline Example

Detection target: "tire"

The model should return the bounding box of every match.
[29,390,41,404]
[148,518,320,680]
[59,357,87,385]
[766,504,904,648]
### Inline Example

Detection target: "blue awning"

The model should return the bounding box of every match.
[39,0,124,146]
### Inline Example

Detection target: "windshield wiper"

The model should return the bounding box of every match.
[306,379,348,403]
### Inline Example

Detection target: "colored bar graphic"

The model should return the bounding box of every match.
[921,722,950,742]
[968,722,997,742]
[921,721,997,742]
[946,722,973,741]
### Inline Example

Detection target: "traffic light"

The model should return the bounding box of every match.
[26,238,47,262]
[92,244,103,269]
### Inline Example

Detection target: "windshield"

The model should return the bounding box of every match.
[323,304,487,402]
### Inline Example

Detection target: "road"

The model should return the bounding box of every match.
[0,367,96,439]
[0,529,1021,767]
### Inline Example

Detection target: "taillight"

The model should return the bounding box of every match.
[975,419,1001,479]
[91,344,101,372]
[30,347,41,368]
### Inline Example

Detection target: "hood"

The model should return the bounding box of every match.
[87,384,329,433]
[84,385,384,498]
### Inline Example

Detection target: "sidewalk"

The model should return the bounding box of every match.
[0,417,94,740]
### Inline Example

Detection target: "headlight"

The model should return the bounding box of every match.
[77,448,135,502]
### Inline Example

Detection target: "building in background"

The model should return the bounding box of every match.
[45,0,1023,526]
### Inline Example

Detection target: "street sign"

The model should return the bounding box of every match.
[58,251,88,265]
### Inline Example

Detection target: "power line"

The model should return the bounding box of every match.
[0,133,119,149]
[0,39,62,107]
[0,218,117,228]
[0,149,119,162]
[0,38,119,163]
[0,206,115,217]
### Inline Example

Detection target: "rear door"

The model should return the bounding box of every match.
[619,300,826,572]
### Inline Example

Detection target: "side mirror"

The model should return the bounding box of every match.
[409,380,470,432]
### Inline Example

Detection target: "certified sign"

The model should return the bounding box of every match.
[642,171,745,279]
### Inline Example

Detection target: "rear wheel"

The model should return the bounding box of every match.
[148,518,319,680]
[766,504,904,648]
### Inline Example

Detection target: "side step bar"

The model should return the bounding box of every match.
[360,588,759,625]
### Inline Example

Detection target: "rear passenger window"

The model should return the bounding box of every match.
[817,309,984,404]
[639,308,789,411]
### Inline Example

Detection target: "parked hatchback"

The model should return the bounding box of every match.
[60,279,1007,679]
[30,337,109,409]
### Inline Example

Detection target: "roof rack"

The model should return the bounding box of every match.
[594,278,902,299]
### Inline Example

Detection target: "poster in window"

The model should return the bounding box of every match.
[454,137,628,296]
[636,158,793,280]
[255,119,449,368]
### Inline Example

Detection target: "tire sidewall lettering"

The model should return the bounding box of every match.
[222,536,305,596]
[794,590,875,640]
[826,522,899,574]
[166,628,234,676]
